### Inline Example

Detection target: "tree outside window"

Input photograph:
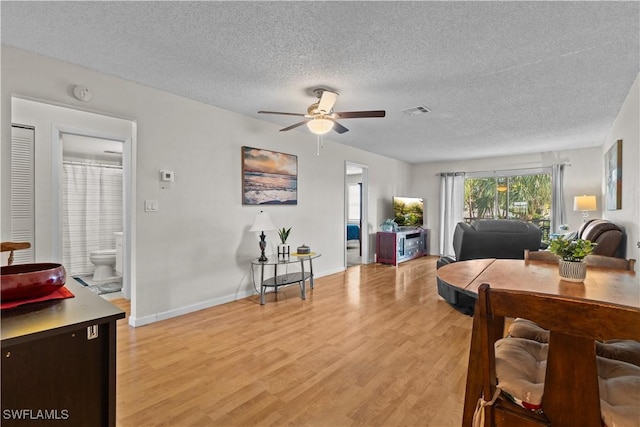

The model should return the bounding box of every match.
[464,173,551,240]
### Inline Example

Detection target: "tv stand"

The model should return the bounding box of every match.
[376,228,428,265]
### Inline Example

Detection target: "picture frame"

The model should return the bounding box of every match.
[242,146,298,205]
[604,139,622,210]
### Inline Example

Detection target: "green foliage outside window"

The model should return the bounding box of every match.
[464,173,552,240]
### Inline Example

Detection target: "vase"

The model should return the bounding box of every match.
[558,260,587,282]
[277,244,290,259]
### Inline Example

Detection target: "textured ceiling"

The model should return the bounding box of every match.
[2,1,639,164]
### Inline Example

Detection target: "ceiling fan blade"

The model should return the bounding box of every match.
[317,90,339,114]
[330,119,349,134]
[334,110,386,119]
[258,110,306,117]
[280,120,310,132]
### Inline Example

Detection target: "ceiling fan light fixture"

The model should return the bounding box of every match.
[307,117,334,135]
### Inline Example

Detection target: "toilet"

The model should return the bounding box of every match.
[89,249,117,282]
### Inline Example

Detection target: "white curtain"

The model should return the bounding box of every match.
[62,163,123,276]
[551,164,566,234]
[439,172,465,257]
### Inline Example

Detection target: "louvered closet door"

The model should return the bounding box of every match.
[10,125,35,263]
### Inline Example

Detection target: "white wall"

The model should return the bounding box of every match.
[411,147,603,255]
[602,74,639,260]
[1,46,412,325]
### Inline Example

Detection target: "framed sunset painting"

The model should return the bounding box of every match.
[242,146,298,205]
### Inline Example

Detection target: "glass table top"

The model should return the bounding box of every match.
[251,252,320,265]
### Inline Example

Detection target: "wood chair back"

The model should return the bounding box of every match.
[475,283,640,427]
[584,254,636,271]
[1,242,31,266]
[523,249,559,263]
[525,250,636,272]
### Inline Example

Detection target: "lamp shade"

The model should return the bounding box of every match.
[306,117,334,135]
[573,195,597,212]
[249,210,276,232]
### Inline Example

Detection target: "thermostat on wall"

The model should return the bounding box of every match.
[160,170,174,182]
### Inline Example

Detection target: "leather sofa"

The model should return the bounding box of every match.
[437,219,543,314]
[577,219,625,258]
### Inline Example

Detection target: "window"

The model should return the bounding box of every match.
[464,169,551,240]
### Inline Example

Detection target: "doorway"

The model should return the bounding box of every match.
[61,133,124,297]
[345,162,369,267]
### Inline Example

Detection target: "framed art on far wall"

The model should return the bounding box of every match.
[604,139,622,210]
[242,146,298,205]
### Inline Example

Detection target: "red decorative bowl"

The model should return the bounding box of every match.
[1,263,66,302]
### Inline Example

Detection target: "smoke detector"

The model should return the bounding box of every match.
[72,85,92,102]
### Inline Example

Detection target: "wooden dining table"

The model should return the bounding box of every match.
[437,258,639,426]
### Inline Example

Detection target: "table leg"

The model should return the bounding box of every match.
[273,264,278,294]
[260,263,266,305]
[299,259,306,300]
[309,258,315,289]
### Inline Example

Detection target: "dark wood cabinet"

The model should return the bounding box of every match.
[1,280,125,427]
[376,228,428,265]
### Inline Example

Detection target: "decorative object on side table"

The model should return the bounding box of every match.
[249,210,276,262]
[296,244,310,255]
[277,227,291,259]
[548,235,596,282]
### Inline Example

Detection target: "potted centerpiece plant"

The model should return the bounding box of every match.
[277,227,291,259]
[548,235,596,282]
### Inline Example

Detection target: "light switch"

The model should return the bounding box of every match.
[145,200,158,212]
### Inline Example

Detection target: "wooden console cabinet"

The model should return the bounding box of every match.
[376,228,428,265]
[1,280,125,427]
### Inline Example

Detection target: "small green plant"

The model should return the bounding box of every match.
[277,227,291,244]
[548,235,596,262]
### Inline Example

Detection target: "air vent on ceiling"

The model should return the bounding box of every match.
[401,105,431,116]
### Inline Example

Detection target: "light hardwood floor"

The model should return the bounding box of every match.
[112,256,473,426]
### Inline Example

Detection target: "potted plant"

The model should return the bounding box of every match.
[277,227,291,258]
[548,235,596,282]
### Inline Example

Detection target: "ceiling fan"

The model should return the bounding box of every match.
[258,88,385,135]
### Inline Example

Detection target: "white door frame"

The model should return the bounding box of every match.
[345,161,370,266]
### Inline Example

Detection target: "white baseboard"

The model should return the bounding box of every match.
[127,267,344,327]
[128,289,254,327]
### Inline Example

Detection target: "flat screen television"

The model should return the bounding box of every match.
[393,196,424,227]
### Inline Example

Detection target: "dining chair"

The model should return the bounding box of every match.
[523,249,559,263]
[584,254,636,271]
[473,283,640,427]
[1,241,31,266]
